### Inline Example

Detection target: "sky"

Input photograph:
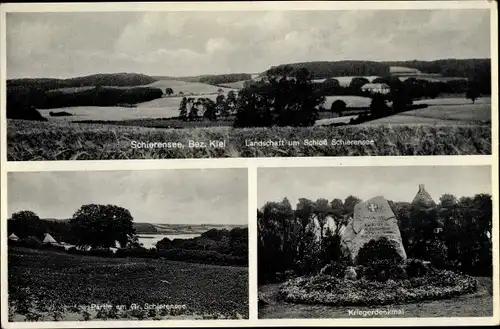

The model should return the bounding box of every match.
[6,9,491,79]
[8,169,247,224]
[257,166,492,208]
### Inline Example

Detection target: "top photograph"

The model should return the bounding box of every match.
[3,2,495,160]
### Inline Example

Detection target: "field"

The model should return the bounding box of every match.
[366,99,491,126]
[8,247,248,321]
[258,277,493,319]
[323,96,372,109]
[7,119,490,160]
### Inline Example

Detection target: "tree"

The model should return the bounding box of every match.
[370,93,390,117]
[217,88,224,94]
[216,94,229,117]
[8,210,46,239]
[200,98,217,121]
[466,82,480,104]
[343,195,362,214]
[331,100,346,117]
[386,76,412,112]
[165,88,174,96]
[314,198,331,246]
[439,194,458,209]
[234,65,325,127]
[322,78,340,94]
[349,77,370,92]
[70,204,137,249]
[178,97,188,121]
[226,90,237,115]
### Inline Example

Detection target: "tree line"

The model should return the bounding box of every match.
[257,193,492,284]
[178,91,238,121]
[8,204,248,267]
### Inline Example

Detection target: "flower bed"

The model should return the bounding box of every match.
[278,269,477,306]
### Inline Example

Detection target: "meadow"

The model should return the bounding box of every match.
[7,119,490,160]
[258,277,492,319]
[8,247,248,321]
[366,99,491,126]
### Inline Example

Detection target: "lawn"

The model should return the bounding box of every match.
[7,119,491,160]
[258,277,493,319]
[8,247,248,321]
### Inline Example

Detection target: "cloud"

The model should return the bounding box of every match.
[6,9,491,78]
[8,169,247,225]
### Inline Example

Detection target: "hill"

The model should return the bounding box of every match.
[265,59,490,81]
[152,73,252,85]
[7,73,157,91]
[267,61,391,79]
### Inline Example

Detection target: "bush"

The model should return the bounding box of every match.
[87,247,114,257]
[319,262,347,278]
[405,258,430,278]
[356,237,404,265]
[358,260,407,282]
[279,269,477,306]
[423,239,448,269]
[21,236,43,249]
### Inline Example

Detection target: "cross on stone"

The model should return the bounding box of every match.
[368,203,378,212]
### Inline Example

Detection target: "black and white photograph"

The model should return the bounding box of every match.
[257,166,493,319]
[3,2,494,160]
[6,169,249,321]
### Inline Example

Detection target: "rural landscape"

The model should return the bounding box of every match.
[5,9,492,160]
[257,166,493,318]
[7,169,249,321]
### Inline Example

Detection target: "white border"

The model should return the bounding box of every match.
[1,0,499,327]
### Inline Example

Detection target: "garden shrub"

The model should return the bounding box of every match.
[423,239,448,269]
[320,262,347,278]
[357,260,407,282]
[278,269,477,306]
[356,237,404,265]
[405,258,430,278]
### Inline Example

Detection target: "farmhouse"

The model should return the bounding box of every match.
[361,83,390,95]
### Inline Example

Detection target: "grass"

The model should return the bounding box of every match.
[323,95,372,108]
[258,277,493,319]
[367,103,490,126]
[8,247,248,321]
[7,119,491,160]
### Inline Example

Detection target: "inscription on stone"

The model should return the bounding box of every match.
[341,196,407,264]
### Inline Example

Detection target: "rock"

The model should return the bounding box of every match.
[412,184,436,208]
[341,196,407,264]
[344,266,357,280]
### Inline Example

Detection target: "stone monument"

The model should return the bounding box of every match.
[340,196,407,264]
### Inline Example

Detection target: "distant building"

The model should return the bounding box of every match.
[42,233,58,244]
[8,233,19,241]
[361,83,390,95]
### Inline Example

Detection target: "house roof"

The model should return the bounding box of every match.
[43,233,57,244]
[9,233,19,240]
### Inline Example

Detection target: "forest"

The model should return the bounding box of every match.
[257,193,492,284]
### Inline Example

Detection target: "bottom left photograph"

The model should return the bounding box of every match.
[5,168,249,322]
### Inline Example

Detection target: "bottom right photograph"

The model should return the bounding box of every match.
[257,165,493,319]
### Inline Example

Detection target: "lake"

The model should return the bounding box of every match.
[137,234,201,249]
